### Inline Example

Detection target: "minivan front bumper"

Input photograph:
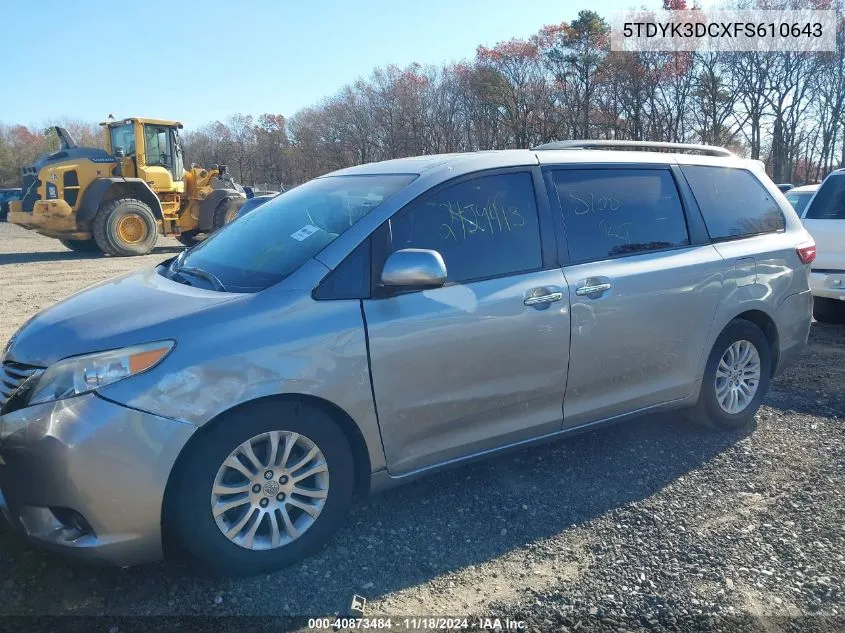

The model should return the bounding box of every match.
[0,393,195,566]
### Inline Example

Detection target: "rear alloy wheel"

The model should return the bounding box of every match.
[166,400,354,576]
[813,296,845,324]
[59,238,100,253]
[92,197,158,256]
[714,340,761,415]
[688,319,772,430]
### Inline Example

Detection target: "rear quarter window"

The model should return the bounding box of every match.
[805,175,845,220]
[681,165,785,239]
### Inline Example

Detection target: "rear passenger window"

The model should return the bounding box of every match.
[551,169,689,262]
[681,165,785,238]
[390,172,542,284]
[805,175,845,220]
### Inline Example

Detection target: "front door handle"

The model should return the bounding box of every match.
[524,292,563,306]
[575,282,612,297]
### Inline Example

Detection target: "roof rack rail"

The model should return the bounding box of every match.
[532,139,735,158]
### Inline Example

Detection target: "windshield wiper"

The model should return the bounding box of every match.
[176,266,227,292]
[170,251,228,292]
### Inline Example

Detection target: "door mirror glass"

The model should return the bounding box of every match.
[381,248,447,289]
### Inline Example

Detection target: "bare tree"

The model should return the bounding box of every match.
[4,0,844,189]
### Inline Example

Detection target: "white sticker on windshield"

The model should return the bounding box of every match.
[290,224,320,241]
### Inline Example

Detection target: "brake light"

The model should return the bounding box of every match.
[797,241,816,265]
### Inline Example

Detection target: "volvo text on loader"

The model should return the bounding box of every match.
[8,117,245,256]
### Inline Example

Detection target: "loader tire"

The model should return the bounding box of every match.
[176,231,201,247]
[211,194,244,231]
[93,198,158,257]
[60,238,100,253]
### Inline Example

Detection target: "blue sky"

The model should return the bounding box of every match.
[3,0,673,130]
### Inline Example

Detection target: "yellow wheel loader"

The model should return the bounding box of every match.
[7,117,245,256]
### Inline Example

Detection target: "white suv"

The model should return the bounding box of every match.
[801,169,845,323]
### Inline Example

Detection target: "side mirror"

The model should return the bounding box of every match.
[113,147,126,176]
[381,248,447,289]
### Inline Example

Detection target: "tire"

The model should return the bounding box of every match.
[812,296,845,324]
[688,319,772,430]
[211,194,244,231]
[92,198,158,256]
[59,238,100,253]
[165,399,355,576]
[177,194,241,245]
[175,231,201,247]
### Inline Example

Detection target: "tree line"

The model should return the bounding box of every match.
[1,0,844,190]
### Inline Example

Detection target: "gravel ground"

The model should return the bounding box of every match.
[0,222,843,632]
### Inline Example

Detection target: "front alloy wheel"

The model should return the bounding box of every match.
[211,431,329,550]
[166,400,355,576]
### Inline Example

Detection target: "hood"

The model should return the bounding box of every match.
[5,265,241,367]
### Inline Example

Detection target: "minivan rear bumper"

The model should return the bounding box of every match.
[809,270,845,301]
[0,393,195,566]
[774,290,813,376]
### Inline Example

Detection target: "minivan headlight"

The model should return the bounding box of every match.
[27,341,175,406]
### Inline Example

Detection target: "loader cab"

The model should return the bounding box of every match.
[104,118,186,194]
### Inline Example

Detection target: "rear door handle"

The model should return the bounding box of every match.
[575,282,612,297]
[524,292,563,306]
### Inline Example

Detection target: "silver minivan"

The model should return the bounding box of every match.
[0,141,815,575]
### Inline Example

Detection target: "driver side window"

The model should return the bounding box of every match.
[144,125,169,166]
[389,171,543,284]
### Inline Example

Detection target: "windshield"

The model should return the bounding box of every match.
[109,123,135,156]
[785,191,814,216]
[174,173,416,292]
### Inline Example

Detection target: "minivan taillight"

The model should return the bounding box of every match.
[797,241,817,265]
